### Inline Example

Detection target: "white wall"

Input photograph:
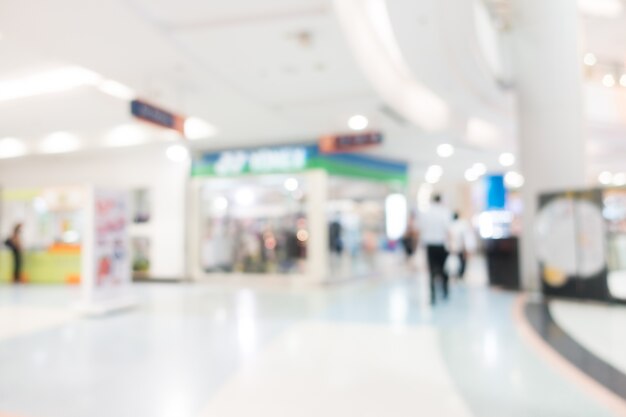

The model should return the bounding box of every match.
[0,143,188,279]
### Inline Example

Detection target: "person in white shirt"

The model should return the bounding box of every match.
[419,194,452,304]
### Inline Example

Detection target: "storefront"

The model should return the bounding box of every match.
[1,187,83,284]
[188,143,408,283]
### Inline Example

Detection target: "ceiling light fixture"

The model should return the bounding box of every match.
[620,74,626,87]
[499,152,515,167]
[583,53,597,66]
[348,114,369,131]
[165,144,189,163]
[603,73,616,87]
[504,171,525,189]
[472,163,487,176]
[598,171,613,185]
[425,165,443,184]
[0,137,27,159]
[98,80,136,101]
[0,67,101,102]
[437,143,454,158]
[184,117,217,140]
[39,132,81,154]
[465,168,480,182]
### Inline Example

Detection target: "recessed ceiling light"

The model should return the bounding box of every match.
[348,114,369,131]
[39,132,81,154]
[504,171,525,188]
[437,143,454,158]
[165,144,189,163]
[0,67,101,102]
[499,152,515,167]
[425,165,443,184]
[0,137,27,159]
[472,163,487,176]
[583,53,597,66]
[598,171,613,185]
[184,117,217,140]
[465,168,479,182]
[603,73,616,87]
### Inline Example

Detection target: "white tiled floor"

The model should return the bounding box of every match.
[550,300,626,375]
[0,278,621,417]
[199,322,473,417]
[0,306,75,341]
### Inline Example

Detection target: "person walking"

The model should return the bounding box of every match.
[419,194,452,304]
[447,212,471,280]
[5,223,23,284]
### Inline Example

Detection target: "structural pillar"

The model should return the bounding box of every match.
[510,0,587,290]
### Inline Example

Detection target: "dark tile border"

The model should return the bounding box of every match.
[525,300,626,401]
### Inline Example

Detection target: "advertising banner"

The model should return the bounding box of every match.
[78,188,135,314]
[192,144,408,184]
[536,189,610,301]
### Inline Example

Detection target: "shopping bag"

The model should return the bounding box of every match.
[445,253,461,276]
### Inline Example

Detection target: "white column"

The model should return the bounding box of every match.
[510,0,587,290]
[306,170,329,282]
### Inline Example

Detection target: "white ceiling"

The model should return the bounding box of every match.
[0,0,624,183]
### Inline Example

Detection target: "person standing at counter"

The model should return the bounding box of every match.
[5,223,23,284]
[419,194,452,305]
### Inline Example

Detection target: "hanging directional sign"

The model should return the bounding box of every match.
[319,131,383,154]
[130,99,185,134]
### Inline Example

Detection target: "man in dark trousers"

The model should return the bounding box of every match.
[419,195,452,305]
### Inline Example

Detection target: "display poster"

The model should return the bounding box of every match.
[78,188,135,314]
[536,189,609,301]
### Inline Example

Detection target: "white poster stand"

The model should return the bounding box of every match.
[76,187,136,315]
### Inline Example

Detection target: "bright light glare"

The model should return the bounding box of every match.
[235,189,255,206]
[437,143,454,158]
[613,173,626,186]
[583,53,597,66]
[579,0,623,18]
[184,117,217,140]
[385,193,407,240]
[0,67,101,102]
[165,144,189,163]
[39,132,81,154]
[473,163,487,176]
[213,196,229,211]
[499,152,515,167]
[348,114,369,131]
[98,80,136,100]
[620,74,626,87]
[465,168,480,182]
[284,178,299,192]
[598,171,613,185]
[603,74,616,87]
[425,165,443,184]
[0,137,27,159]
[104,124,147,147]
[504,171,525,188]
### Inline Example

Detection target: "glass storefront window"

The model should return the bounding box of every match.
[198,174,308,275]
